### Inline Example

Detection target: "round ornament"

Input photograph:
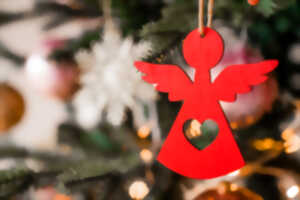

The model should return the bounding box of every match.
[33,186,72,200]
[212,42,278,130]
[25,39,80,101]
[0,83,25,132]
[194,182,263,200]
[55,0,78,6]
[54,194,72,200]
[248,0,260,6]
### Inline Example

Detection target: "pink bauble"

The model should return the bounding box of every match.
[211,42,278,129]
[34,186,57,200]
[25,39,79,101]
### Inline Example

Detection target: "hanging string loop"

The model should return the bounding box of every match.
[199,0,215,37]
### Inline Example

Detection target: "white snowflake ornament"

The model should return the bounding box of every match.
[73,28,157,129]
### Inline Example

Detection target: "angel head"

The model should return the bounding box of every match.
[183,28,224,70]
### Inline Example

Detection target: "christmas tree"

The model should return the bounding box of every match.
[0,0,299,199]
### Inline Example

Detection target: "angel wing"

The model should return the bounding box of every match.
[135,61,193,102]
[212,60,279,102]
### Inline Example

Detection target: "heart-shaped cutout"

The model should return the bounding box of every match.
[183,119,219,150]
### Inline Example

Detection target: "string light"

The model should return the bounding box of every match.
[140,149,153,164]
[230,183,239,192]
[253,138,277,151]
[282,128,296,141]
[230,122,239,130]
[128,180,150,200]
[54,194,72,200]
[137,125,151,139]
[293,100,300,110]
[185,119,202,139]
[227,169,240,177]
[286,185,299,199]
[245,115,255,125]
[284,136,300,154]
[248,0,260,6]
[282,128,300,154]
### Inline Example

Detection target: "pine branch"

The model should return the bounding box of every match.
[0,146,80,164]
[33,2,100,18]
[48,29,101,62]
[0,150,140,197]
[32,1,100,30]
[0,168,34,198]
[256,0,296,17]
[140,1,196,60]
[139,0,297,63]
[0,43,25,65]
[0,12,26,26]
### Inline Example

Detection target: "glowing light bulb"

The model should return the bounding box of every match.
[227,170,240,177]
[282,128,296,141]
[286,185,299,199]
[285,135,300,154]
[189,120,202,138]
[248,0,260,6]
[230,183,239,191]
[245,116,255,125]
[137,125,151,139]
[253,138,276,151]
[128,180,150,200]
[282,128,300,154]
[54,194,72,200]
[230,122,238,130]
[140,149,153,164]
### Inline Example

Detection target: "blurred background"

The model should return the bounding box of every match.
[0,0,299,199]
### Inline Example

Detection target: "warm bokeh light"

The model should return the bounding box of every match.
[248,0,260,6]
[140,149,153,164]
[230,183,239,192]
[239,165,255,177]
[245,116,255,125]
[128,180,150,200]
[282,128,296,141]
[137,125,151,139]
[286,185,299,198]
[282,128,300,154]
[293,100,300,110]
[230,122,238,130]
[185,119,202,139]
[190,120,202,138]
[227,170,240,177]
[284,136,300,154]
[253,138,277,151]
[53,194,72,200]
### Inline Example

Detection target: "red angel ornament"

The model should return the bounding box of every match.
[135,28,278,179]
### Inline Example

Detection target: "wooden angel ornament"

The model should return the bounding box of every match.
[135,27,278,179]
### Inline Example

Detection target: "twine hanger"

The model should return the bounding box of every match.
[199,0,215,37]
[102,0,116,32]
